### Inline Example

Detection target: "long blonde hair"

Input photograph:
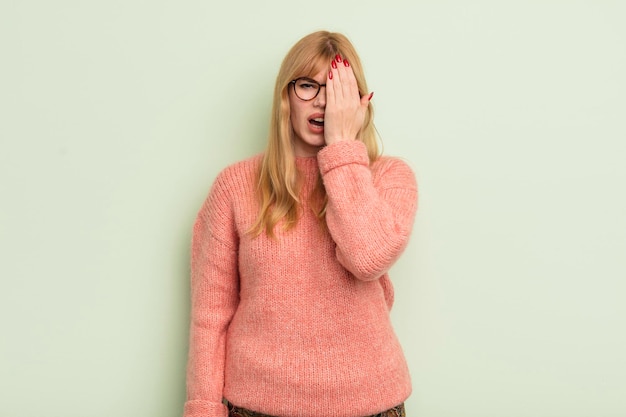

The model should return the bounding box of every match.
[250,31,380,237]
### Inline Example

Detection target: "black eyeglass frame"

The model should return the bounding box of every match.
[289,77,327,101]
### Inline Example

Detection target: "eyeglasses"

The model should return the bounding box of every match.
[289,77,326,101]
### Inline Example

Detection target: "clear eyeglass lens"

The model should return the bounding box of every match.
[294,79,320,100]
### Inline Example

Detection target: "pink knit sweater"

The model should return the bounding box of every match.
[184,140,418,417]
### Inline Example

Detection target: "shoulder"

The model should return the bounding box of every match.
[370,155,418,190]
[210,153,263,195]
[216,153,263,184]
[199,154,262,216]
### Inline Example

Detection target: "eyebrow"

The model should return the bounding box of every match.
[300,77,326,85]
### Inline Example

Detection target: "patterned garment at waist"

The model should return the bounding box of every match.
[225,401,406,417]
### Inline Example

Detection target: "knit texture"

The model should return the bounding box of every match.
[184,140,418,417]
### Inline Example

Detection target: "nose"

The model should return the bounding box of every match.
[313,86,326,107]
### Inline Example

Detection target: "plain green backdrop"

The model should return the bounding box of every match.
[1,1,625,416]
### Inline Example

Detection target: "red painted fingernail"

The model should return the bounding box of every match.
[335,54,342,62]
[331,60,337,69]
[368,92,374,101]
[328,70,333,79]
[344,59,349,67]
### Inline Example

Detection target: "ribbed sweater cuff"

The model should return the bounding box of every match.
[183,400,228,417]
[318,140,369,175]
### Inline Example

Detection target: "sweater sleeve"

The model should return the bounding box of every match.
[317,140,418,282]
[184,170,239,417]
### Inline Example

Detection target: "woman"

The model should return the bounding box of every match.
[184,31,418,417]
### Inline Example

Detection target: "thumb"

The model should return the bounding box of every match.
[360,91,374,106]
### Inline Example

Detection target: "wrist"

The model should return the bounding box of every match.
[325,136,355,146]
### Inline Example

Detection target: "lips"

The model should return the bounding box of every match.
[308,113,325,127]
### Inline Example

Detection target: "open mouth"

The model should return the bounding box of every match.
[309,117,324,127]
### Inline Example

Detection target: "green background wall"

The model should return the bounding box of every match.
[1,1,624,416]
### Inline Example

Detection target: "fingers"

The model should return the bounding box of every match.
[328,54,372,107]
[324,54,372,144]
[330,55,357,102]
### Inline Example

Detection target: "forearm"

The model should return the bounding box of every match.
[318,140,418,281]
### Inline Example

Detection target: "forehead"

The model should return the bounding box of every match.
[297,57,330,81]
